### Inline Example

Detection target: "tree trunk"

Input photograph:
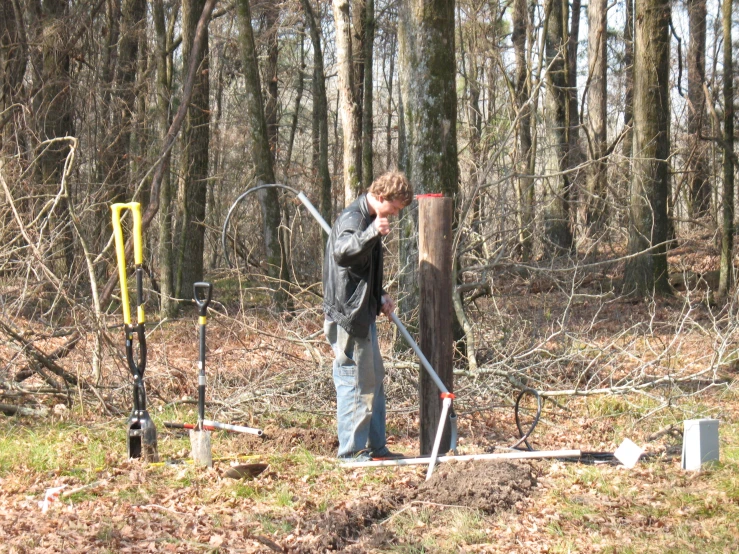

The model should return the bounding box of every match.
[0,0,27,141]
[154,0,176,317]
[302,0,333,225]
[585,0,607,228]
[284,28,305,173]
[687,0,710,218]
[622,0,634,160]
[361,0,375,189]
[333,0,362,204]
[259,2,292,303]
[175,0,210,300]
[208,38,226,271]
[385,22,396,169]
[513,0,534,260]
[718,0,734,297]
[542,0,573,253]
[236,0,289,309]
[263,2,279,168]
[397,0,459,318]
[623,0,671,295]
[567,0,585,227]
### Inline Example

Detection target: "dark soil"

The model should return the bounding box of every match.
[294,496,401,552]
[293,460,538,551]
[414,459,537,514]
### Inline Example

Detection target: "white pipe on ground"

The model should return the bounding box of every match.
[203,419,264,436]
[342,449,582,469]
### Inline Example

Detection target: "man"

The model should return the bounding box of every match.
[323,171,413,461]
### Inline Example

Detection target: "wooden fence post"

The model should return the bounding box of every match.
[418,195,453,455]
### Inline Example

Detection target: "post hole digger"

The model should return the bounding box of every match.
[165,282,263,466]
[112,202,159,462]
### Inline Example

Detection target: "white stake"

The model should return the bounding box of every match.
[426,396,452,480]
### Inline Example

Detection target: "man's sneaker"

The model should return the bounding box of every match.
[338,450,372,463]
[370,446,405,460]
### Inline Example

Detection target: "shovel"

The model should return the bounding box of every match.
[112,202,158,462]
[190,282,214,467]
[165,283,263,465]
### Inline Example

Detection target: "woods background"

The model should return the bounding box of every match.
[1,0,738,399]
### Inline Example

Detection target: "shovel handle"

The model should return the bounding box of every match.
[164,422,217,432]
[193,282,212,316]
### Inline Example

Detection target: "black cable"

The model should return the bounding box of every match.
[222,183,300,269]
[511,388,542,451]
[510,388,618,464]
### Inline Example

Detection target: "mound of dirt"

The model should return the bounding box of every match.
[414,459,536,514]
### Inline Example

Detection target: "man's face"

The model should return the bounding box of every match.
[377,196,406,218]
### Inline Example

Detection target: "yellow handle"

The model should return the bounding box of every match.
[111,202,144,325]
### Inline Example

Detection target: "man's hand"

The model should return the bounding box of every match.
[380,294,395,319]
[374,216,391,236]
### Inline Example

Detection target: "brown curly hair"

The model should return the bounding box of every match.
[368,170,414,206]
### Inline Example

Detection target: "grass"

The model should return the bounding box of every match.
[445,508,487,545]
[116,485,151,504]
[388,506,438,551]
[536,396,739,553]
[0,420,118,476]
[231,481,265,500]
[274,483,295,507]
[257,514,294,535]
[1,386,737,553]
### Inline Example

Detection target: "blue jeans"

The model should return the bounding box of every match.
[324,319,386,458]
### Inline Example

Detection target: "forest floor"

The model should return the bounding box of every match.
[2,245,739,553]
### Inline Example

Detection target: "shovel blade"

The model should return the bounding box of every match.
[224,463,268,480]
[128,411,159,462]
[189,429,213,467]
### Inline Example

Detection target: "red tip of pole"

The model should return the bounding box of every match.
[440,392,455,399]
[415,193,444,199]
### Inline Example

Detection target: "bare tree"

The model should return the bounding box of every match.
[263,2,279,165]
[513,0,534,260]
[585,0,607,229]
[397,0,459,315]
[718,0,734,296]
[33,0,75,276]
[687,0,710,219]
[622,0,634,161]
[623,0,671,295]
[333,0,363,204]
[0,0,27,137]
[174,0,211,300]
[153,0,177,317]
[542,0,573,253]
[236,0,289,309]
[302,0,333,224]
[361,0,375,189]
[97,0,146,207]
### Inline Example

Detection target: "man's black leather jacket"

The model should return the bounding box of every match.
[323,194,385,338]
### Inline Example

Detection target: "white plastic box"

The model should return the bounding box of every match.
[681,419,719,471]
